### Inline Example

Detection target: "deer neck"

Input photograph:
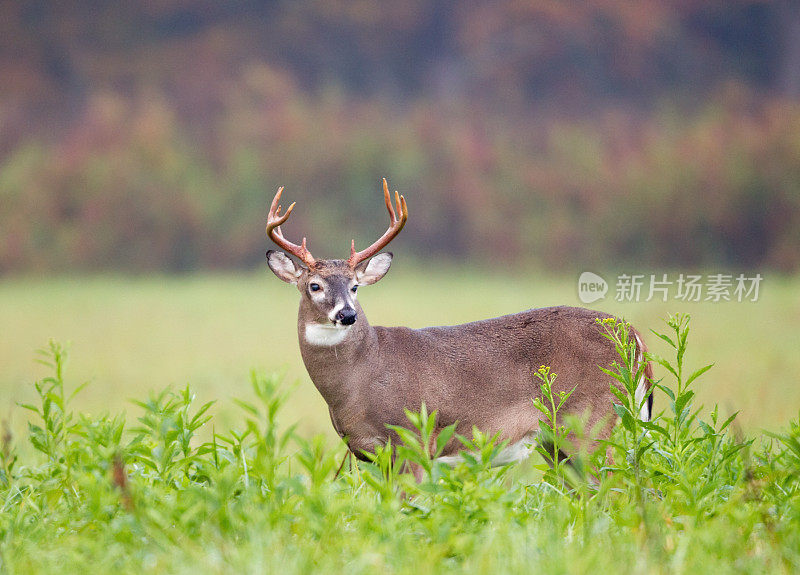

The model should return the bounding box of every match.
[296,299,377,407]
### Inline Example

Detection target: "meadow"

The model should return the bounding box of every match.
[1,270,799,573]
[1,269,798,435]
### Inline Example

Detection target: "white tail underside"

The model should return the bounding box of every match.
[634,333,650,422]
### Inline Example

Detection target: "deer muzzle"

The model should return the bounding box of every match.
[336,307,357,325]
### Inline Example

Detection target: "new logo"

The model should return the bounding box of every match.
[578,271,608,304]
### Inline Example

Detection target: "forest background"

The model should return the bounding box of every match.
[2,1,799,274]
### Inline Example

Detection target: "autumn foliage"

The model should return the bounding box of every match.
[1,2,798,272]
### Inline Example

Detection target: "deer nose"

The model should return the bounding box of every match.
[336,308,357,325]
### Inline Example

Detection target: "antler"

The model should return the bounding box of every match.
[347,178,408,268]
[266,187,317,268]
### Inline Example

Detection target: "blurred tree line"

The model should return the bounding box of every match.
[1,0,799,272]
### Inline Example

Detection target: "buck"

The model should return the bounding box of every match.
[265,179,653,474]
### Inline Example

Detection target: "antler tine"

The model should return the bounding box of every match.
[382,177,396,222]
[266,187,316,268]
[348,178,408,268]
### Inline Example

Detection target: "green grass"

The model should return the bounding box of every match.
[1,269,799,436]
[1,315,799,573]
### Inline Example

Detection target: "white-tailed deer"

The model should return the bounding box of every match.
[265,179,653,472]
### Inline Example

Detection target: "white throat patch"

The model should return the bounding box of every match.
[304,323,352,346]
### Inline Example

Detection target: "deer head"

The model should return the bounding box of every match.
[265,178,408,328]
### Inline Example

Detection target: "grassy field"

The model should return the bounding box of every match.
[1,309,799,573]
[2,269,800,573]
[1,268,798,436]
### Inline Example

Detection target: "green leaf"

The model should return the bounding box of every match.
[655,383,675,402]
[609,385,630,406]
[235,399,262,419]
[719,411,739,431]
[190,401,216,426]
[435,423,457,457]
[538,421,554,435]
[674,390,695,418]
[613,403,635,432]
[556,384,579,411]
[532,398,550,416]
[640,420,670,439]
[650,329,676,349]
[685,363,714,388]
[650,354,679,379]
[67,381,89,402]
[598,365,626,385]
[403,408,420,430]
[425,408,436,438]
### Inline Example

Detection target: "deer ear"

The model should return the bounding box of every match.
[267,250,305,284]
[355,252,393,285]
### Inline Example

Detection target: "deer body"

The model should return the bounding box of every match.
[265,180,652,464]
[299,296,637,460]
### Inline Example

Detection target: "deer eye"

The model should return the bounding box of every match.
[309,283,321,292]
[351,285,358,293]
